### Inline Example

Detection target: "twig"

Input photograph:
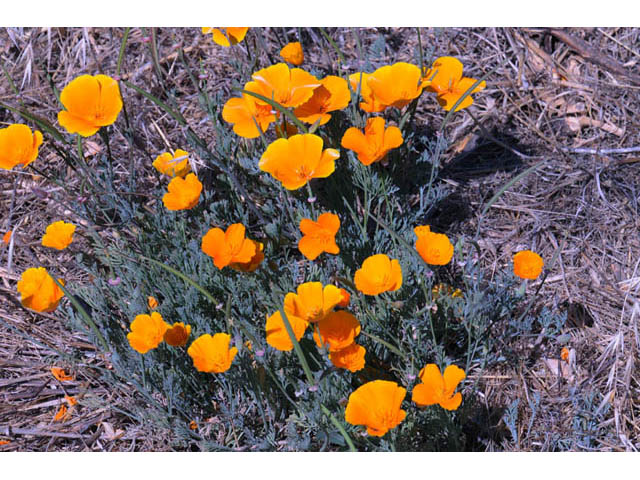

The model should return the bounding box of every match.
[559,146,640,155]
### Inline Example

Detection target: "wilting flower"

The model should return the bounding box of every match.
[189,420,198,430]
[561,347,570,362]
[280,41,304,66]
[57,74,123,136]
[164,322,191,347]
[202,27,249,46]
[222,84,277,139]
[424,56,486,112]
[259,134,339,190]
[298,212,340,260]
[341,117,403,166]
[412,364,465,411]
[250,63,320,109]
[127,312,169,354]
[513,250,544,280]
[367,62,426,110]
[293,75,350,126]
[188,333,238,373]
[284,282,343,324]
[147,296,159,310]
[0,124,43,170]
[345,380,407,437]
[162,173,202,211]
[41,220,76,250]
[17,267,65,313]
[265,310,308,351]
[329,343,366,372]
[201,223,257,270]
[229,240,264,272]
[153,149,191,178]
[337,288,350,308]
[354,254,402,296]
[53,404,70,422]
[348,72,388,113]
[414,226,454,266]
[2,231,11,245]
[313,310,361,352]
[51,367,74,382]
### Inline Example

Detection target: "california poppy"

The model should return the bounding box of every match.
[58,74,123,136]
[164,322,191,347]
[337,288,350,308]
[17,267,65,313]
[53,404,70,422]
[201,223,257,270]
[341,117,403,166]
[265,310,308,351]
[414,226,454,266]
[162,173,202,211]
[411,364,465,411]
[250,63,320,109]
[298,212,340,260]
[293,76,350,126]
[153,149,191,178]
[51,367,74,382]
[348,72,388,113]
[202,27,249,47]
[0,124,43,170]
[425,56,486,112]
[2,231,11,245]
[280,41,304,66]
[229,239,264,272]
[367,62,426,110]
[147,296,159,310]
[313,310,361,352]
[345,380,407,437]
[354,254,402,296]
[259,134,339,190]
[329,343,366,372]
[41,220,76,250]
[187,333,238,373]
[222,84,277,139]
[513,250,544,280]
[283,282,343,324]
[127,312,169,354]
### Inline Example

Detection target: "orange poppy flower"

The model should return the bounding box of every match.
[57,74,123,137]
[313,310,361,352]
[293,76,350,126]
[202,27,249,47]
[283,282,343,324]
[337,288,350,308]
[250,63,321,109]
[298,212,340,261]
[341,117,403,166]
[50,367,74,382]
[348,72,388,113]
[2,230,12,245]
[65,395,78,407]
[229,239,264,272]
[513,250,544,280]
[414,226,454,266]
[17,267,65,313]
[345,380,407,437]
[354,254,402,296]
[265,310,308,351]
[329,343,366,372]
[41,220,76,250]
[411,364,465,411]
[127,312,169,354]
[0,440,10,446]
[162,173,202,211]
[280,41,304,66]
[0,124,43,170]
[201,223,257,270]
[259,134,339,190]
[367,62,426,110]
[152,149,191,178]
[147,296,159,310]
[53,404,70,422]
[561,347,570,362]
[424,56,486,112]
[164,322,191,347]
[222,84,277,139]
[187,333,238,373]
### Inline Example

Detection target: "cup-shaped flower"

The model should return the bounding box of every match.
[313,310,361,352]
[329,343,366,372]
[57,74,123,137]
[513,250,544,280]
[412,364,465,411]
[293,76,350,126]
[259,134,339,190]
[202,27,249,46]
[187,333,238,373]
[17,267,64,313]
[280,41,304,66]
[284,282,343,324]
[0,124,43,170]
[222,84,276,139]
[201,223,257,270]
[127,312,169,354]
[250,63,321,109]
[162,173,202,211]
[367,62,426,110]
[345,380,407,437]
[424,56,486,112]
[298,212,340,261]
[341,117,403,166]
[229,240,264,272]
[153,149,191,178]
[41,221,76,250]
[354,254,402,296]
[348,72,388,113]
[414,226,454,266]
[337,288,351,308]
[164,322,191,347]
[265,310,308,351]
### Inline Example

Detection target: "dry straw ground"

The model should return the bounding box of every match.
[1,27,639,451]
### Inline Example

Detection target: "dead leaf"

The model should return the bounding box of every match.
[541,357,574,381]
[100,421,125,441]
[565,116,624,136]
[84,140,102,157]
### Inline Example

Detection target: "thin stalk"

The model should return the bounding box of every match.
[320,404,357,452]
[116,27,131,78]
